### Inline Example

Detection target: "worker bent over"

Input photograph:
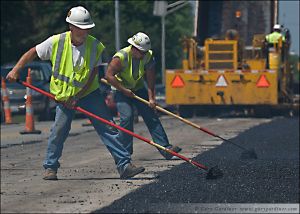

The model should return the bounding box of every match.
[6,6,144,180]
[105,32,182,159]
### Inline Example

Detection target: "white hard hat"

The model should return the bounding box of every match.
[127,32,151,52]
[66,6,95,29]
[273,24,281,30]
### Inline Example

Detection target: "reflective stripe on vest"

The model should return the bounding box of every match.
[89,39,98,70]
[50,31,104,101]
[119,49,128,68]
[53,33,98,88]
[72,39,98,88]
[53,33,67,82]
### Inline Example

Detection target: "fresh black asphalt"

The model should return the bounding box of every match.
[93,117,299,213]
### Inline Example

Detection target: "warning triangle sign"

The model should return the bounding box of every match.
[216,75,228,87]
[171,75,185,88]
[256,74,270,87]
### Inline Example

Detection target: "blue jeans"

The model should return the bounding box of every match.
[115,87,171,155]
[43,89,131,173]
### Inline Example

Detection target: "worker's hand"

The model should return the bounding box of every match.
[122,88,135,98]
[6,68,20,82]
[148,98,156,109]
[64,96,78,109]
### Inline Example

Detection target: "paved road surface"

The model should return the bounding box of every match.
[97,117,299,213]
[1,116,299,213]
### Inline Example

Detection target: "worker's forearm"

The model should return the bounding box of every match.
[105,58,132,95]
[6,47,38,82]
[148,88,155,101]
[105,74,128,94]
[13,47,38,73]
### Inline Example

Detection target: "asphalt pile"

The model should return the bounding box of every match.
[93,117,299,213]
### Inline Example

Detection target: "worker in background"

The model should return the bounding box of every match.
[6,6,144,180]
[265,24,286,45]
[264,24,286,68]
[105,32,182,159]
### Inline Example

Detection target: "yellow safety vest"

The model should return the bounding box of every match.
[266,31,285,44]
[50,31,105,101]
[114,45,152,91]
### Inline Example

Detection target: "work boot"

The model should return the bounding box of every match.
[119,163,145,179]
[43,168,58,180]
[159,145,182,160]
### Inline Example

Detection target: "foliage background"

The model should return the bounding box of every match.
[1,0,193,83]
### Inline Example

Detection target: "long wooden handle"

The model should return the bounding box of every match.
[134,94,201,127]
[18,79,209,171]
[100,78,251,151]
[100,78,203,130]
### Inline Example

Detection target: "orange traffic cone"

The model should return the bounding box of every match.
[20,68,41,134]
[1,77,13,124]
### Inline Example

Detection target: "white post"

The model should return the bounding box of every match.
[153,0,190,85]
[193,0,199,37]
[115,0,120,51]
[274,0,279,25]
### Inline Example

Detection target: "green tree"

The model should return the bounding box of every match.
[1,0,193,83]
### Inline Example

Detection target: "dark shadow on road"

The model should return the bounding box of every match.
[0,140,43,149]
[58,176,158,181]
[92,117,299,213]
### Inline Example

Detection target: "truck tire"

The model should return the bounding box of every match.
[253,106,272,118]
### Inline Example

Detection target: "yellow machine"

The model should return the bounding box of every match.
[165,31,298,117]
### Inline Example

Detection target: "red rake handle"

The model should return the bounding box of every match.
[78,106,208,170]
[18,80,208,171]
